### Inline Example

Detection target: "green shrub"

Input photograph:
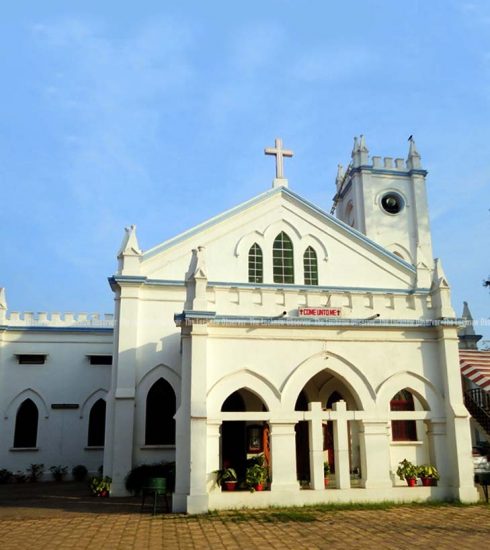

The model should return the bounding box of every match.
[27,463,44,482]
[0,468,13,484]
[125,462,175,495]
[14,471,27,483]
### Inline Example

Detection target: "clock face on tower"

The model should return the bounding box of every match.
[380,192,404,215]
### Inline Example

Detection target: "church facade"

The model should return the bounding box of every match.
[0,137,478,513]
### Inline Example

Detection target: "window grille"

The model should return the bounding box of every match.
[303,246,318,285]
[273,232,294,284]
[248,243,263,283]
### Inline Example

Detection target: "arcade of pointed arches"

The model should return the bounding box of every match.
[206,354,443,492]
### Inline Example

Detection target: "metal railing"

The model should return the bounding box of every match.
[465,388,490,435]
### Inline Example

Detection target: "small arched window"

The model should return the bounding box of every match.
[145,378,176,445]
[248,243,263,283]
[303,246,318,285]
[273,232,294,284]
[390,389,417,441]
[13,398,39,448]
[87,399,106,447]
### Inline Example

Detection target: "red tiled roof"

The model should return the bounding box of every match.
[460,350,490,391]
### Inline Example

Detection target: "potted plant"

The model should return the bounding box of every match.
[245,463,268,492]
[324,462,331,487]
[396,459,418,487]
[27,463,44,482]
[417,464,440,486]
[215,467,238,491]
[50,465,68,482]
[89,475,112,497]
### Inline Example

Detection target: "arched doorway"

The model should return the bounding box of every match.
[293,369,361,487]
[220,389,268,481]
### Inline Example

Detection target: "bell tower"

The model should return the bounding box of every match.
[333,136,433,275]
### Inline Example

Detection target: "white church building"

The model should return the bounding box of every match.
[0,137,479,513]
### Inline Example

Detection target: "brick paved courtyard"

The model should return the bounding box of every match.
[0,483,489,549]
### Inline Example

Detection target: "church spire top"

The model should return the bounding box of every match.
[265,137,294,189]
[458,301,482,350]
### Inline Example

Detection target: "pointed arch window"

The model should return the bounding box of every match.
[390,389,417,441]
[145,378,176,445]
[87,399,106,447]
[303,246,318,285]
[248,243,263,283]
[273,232,294,284]
[13,399,39,448]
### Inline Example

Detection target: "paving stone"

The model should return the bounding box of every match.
[1,483,490,548]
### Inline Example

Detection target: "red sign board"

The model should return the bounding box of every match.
[298,308,342,317]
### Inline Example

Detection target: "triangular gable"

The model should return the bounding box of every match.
[143,186,415,274]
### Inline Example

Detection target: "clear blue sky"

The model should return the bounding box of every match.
[1,1,489,342]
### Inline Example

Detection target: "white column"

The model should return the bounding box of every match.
[270,420,299,492]
[207,420,221,493]
[332,401,350,489]
[308,402,325,490]
[437,328,478,502]
[359,420,392,488]
[105,286,140,496]
[426,420,450,486]
[173,323,209,513]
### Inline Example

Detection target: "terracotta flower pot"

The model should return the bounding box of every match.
[324,478,329,488]
[223,481,237,491]
[406,477,416,487]
[254,483,264,491]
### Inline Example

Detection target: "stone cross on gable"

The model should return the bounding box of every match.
[265,138,294,188]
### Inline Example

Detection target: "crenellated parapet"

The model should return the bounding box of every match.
[2,310,114,329]
[196,282,452,323]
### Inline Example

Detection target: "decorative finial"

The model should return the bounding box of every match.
[351,135,369,167]
[264,138,294,189]
[407,136,421,170]
[117,225,142,275]
[359,134,368,153]
[117,225,141,258]
[336,164,344,190]
[0,287,7,311]
[184,246,209,311]
[351,136,359,157]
